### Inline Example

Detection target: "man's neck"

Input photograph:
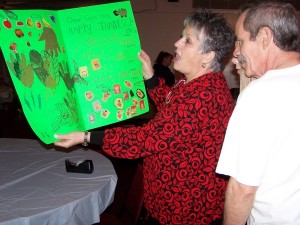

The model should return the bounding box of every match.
[278,51,300,69]
[269,50,300,70]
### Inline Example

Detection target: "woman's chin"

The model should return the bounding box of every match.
[173,64,180,72]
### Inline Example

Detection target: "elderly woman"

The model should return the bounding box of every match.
[55,9,234,225]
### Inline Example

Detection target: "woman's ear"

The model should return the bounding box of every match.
[203,51,215,64]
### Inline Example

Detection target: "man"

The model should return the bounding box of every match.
[216,1,300,225]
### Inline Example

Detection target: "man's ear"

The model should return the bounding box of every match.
[258,27,273,49]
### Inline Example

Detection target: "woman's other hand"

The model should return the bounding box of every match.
[138,50,154,80]
[54,132,86,148]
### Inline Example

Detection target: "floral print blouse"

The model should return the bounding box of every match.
[93,72,234,224]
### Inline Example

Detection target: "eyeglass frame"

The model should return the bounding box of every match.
[165,79,186,104]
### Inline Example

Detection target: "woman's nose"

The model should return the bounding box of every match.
[174,38,182,48]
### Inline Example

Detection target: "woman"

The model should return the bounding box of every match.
[153,51,175,87]
[55,9,234,225]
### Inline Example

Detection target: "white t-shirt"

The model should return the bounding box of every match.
[216,64,300,225]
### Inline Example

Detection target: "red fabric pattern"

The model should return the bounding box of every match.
[102,72,234,225]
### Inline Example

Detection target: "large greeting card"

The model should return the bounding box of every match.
[0,1,149,144]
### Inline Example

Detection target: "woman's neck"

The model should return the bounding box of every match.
[185,69,214,83]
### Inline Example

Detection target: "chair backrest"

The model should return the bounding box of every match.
[98,159,144,225]
[104,157,139,216]
[120,162,144,224]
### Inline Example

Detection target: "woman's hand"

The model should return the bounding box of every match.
[54,132,86,148]
[138,50,154,80]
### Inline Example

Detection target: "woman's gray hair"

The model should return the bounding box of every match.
[243,1,300,52]
[184,9,234,72]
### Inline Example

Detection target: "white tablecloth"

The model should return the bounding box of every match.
[0,138,117,225]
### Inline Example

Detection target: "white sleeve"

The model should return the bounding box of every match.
[216,81,276,186]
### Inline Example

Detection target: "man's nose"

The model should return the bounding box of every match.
[233,45,240,58]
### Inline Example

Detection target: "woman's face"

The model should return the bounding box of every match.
[173,26,205,79]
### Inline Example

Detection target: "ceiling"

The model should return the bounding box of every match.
[192,0,300,11]
[1,0,299,10]
[0,0,121,9]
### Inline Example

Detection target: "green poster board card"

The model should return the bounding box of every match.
[0,1,149,144]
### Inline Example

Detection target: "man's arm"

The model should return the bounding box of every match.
[223,177,258,225]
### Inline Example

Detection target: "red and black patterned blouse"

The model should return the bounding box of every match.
[91,72,234,225]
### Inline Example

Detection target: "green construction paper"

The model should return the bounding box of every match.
[0,1,149,144]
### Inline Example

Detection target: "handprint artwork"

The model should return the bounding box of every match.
[0,2,149,144]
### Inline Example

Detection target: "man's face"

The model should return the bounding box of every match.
[233,12,265,78]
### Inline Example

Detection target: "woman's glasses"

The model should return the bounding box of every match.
[165,79,186,104]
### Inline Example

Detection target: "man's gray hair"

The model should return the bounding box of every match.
[244,1,300,52]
